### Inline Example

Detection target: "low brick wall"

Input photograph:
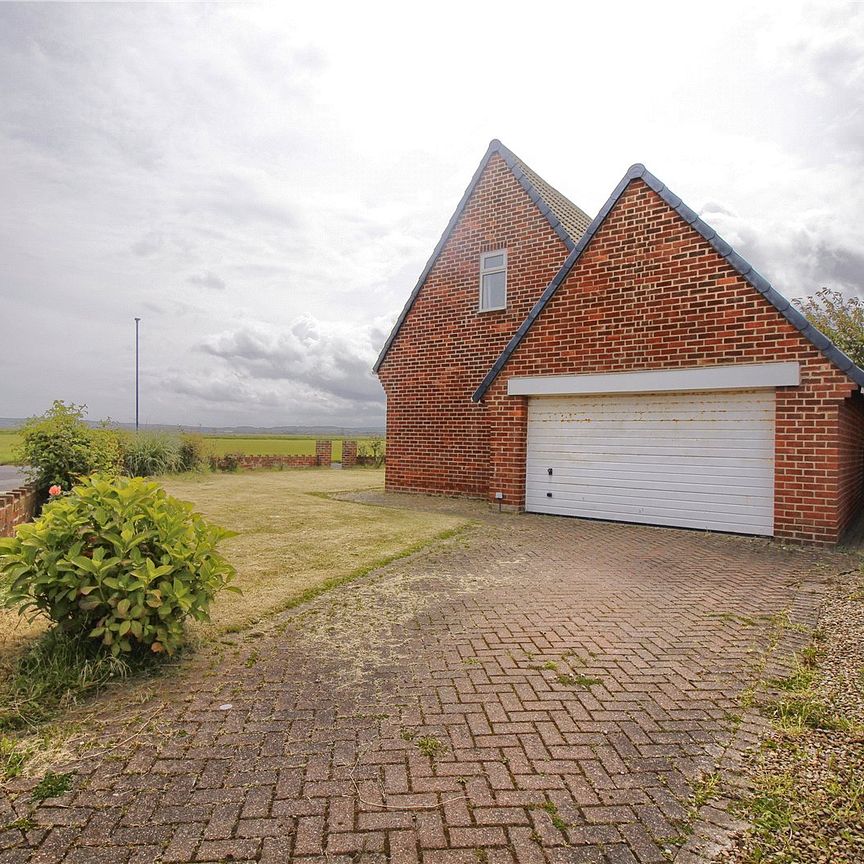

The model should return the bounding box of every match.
[356,455,385,466]
[207,440,387,471]
[234,454,320,469]
[210,440,334,471]
[0,485,38,537]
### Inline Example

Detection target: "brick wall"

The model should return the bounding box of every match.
[232,455,320,469]
[0,485,38,537]
[211,440,334,470]
[483,179,859,544]
[377,152,571,497]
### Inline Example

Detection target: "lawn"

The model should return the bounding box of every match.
[0,468,467,687]
[159,468,464,635]
[203,435,382,462]
[0,432,20,465]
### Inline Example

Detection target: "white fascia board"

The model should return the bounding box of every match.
[507,362,800,397]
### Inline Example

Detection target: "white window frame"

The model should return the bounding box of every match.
[479,249,507,312]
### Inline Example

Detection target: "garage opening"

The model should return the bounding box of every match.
[525,389,775,536]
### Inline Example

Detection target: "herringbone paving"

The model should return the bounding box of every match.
[0,503,844,863]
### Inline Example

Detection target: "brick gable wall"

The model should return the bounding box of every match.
[377,153,571,496]
[482,180,860,544]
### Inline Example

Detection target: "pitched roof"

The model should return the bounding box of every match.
[373,140,591,373]
[472,163,864,401]
[509,155,592,242]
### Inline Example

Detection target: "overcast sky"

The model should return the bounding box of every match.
[1,1,862,427]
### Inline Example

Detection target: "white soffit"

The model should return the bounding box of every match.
[507,362,800,397]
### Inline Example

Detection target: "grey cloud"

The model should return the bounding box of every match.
[199,316,386,405]
[706,207,864,298]
[700,201,735,219]
[131,233,166,257]
[187,272,226,291]
[179,172,298,229]
[163,372,283,408]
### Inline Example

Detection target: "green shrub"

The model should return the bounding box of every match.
[209,452,242,472]
[358,436,386,467]
[121,432,206,476]
[16,401,122,496]
[0,474,237,657]
[177,434,206,472]
[121,433,182,477]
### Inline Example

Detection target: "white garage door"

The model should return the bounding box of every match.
[525,389,775,535]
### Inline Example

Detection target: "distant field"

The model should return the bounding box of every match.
[0,431,383,465]
[201,435,382,462]
[0,432,20,464]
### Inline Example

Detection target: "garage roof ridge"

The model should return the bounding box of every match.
[472,163,864,401]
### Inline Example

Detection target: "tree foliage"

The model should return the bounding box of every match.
[793,288,864,368]
[15,401,121,497]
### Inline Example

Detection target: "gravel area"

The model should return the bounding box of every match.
[721,567,864,864]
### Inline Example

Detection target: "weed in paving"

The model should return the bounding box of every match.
[690,772,720,808]
[529,799,568,831]
[31,771,73,801]
[2,816,35,832]
[415,736,445,758]
[556,672,601,688]
[0,735,28,780]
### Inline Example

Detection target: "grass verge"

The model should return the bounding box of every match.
[731,605,864,863]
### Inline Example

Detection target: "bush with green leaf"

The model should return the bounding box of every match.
[358,436,386,467]
[16,401,122,496]
[209,452,242,472]
[120,432,182,477]
[0,474,237,656]
[177,434,206,472]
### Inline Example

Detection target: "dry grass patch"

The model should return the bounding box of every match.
[0,598,48,684]
[158,468,470,636]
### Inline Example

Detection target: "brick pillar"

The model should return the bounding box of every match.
[342,440,357,468]
[315,439,332,467]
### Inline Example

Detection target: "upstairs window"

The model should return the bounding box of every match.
[479,250,507,311]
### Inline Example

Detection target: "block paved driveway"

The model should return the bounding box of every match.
[0,500,844,864]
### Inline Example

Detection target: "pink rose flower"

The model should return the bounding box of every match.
[48,485,62,497]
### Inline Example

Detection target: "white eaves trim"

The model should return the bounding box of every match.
[507,362,800,397]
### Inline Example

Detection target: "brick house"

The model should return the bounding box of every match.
[374,140,864,544]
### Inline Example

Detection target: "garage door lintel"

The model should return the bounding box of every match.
[507,361,800,398]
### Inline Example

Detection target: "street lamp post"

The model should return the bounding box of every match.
[134,317,141,431]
